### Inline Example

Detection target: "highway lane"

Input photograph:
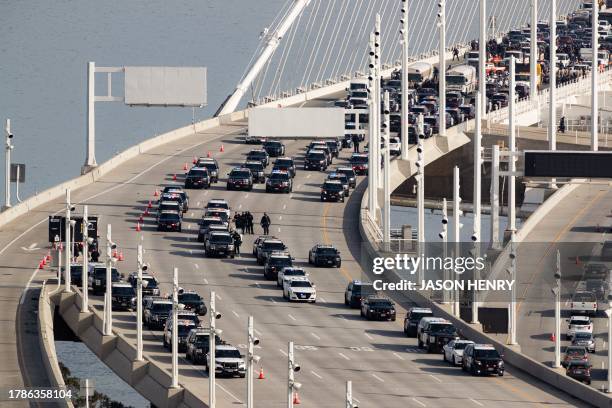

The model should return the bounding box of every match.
[0,115,588,407]
[514,183,612,391]
[72,126,588,407]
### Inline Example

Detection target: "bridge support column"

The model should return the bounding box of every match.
[592,0,599,152]
[490,145,501,250]
[82,61,98,174]
[400,0,409,161]
[452,166,462,317]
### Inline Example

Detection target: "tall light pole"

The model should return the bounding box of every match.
[81,205,89,312]
[345,380,355,408]
[440,198,449,303]
[136,244,144,361]
[452,166,462,317]
[82,61,98,174]
[383,91,391,248]
[416,114,425,285]
[375,14,382,192]
[473,91,482,244]
[103,224,115,336]
[247,316,260,408]
[607,290,612,392]
[507,57,517,236]
[479,0,487,113]
[368,32,377,217]
[209,291,221,408]
[287,341,302,408]
[549,0,557,151]
[171,267,179,389]
[530,0,538,101]
[507,232,517,345]
[3,119,12,210]
[438,0,447,136]
[552,249,561,368]
[592,0,599,151]
[65,189,72,293]
[400,0,409,160]
[490,145,501,250]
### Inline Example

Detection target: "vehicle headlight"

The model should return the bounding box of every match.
[216,363,223,368]
[239,362,246,368]
[498,361,504,367]
[95,279,101,285]
[131,297,137,303]
[320,160,325,164]
[228,244,235,249]
[475,360,482,365]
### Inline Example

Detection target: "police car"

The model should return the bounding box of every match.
[265,170,293,193]
[283,277,317,303]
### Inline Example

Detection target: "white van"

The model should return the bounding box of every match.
[557,53,570,68]
[446,65,477,94]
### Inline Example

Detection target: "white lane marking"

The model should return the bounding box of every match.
[189,249,193,255]
[364,332,374,340]
[287,313,297,321]
[277,227,281,232]
[190,212,194,217]
[270,297,276,304]
[194,263,199,269]
[196,201,201,206]
[21,243,40,251]
[217,383,243,404]
[204,190,209,196]
[187,224,192,230]
[310,370,323,379]
[371,373,384,383]
[470,399,484,407]
[245,194,250,199]
[392,352,404,360]
[319,297,327,303]
[279,348,288,357]
[254,328,262,336]
[306,174,311,179]
[20,266,39,304]
[338,352,350,360]
[311,332,321,340]
[283,204,287,210]
[255,282,260,287]
[279,216,283,220]
[412,397,426,407]
[239,204,243,209]
[204,278,209,284]
[216,293,222,300]
[232,310,240,318]
[429,374,442,383]
[353,397,360,403]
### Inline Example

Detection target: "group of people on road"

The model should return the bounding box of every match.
[233,211,254,234]
[229,212,272,256]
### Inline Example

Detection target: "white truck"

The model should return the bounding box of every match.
[446,65,477,94]
[570,291,598,315]
[408,62,433,86]
[580,48,610,67]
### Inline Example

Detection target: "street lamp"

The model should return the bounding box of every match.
[552,249,561,368]
[416,113,425,286]
[171,267,180,389]
[439,198,449,303]
[400,0,409,160]
[4,118,13,211]
[103,224,116,336]
[438,0,446,137]
[287,341,302,408]
[136,244,148,361]
[345,380,357,408]
[81,205,92,313]
[64,189,73,293]
[506,232,517,345]
[209,291,222,408]
[368,32,377,217]
[383,91,391,249]
[246,316,261,408]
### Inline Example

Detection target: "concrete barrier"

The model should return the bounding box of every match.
[358,185,612,408]
[37,282,74,408]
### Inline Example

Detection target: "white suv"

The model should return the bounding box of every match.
[277,267,308,288]
[283,277,317,303]
[567,315,593,340]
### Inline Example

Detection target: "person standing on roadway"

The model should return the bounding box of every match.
[246,211,254,234]
[352,134,360,153]
[232,230,242,256]
[260,213,271,235]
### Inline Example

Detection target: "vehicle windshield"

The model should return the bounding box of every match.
[570,318,590,325]
[317,248,338,255]
[210,234,233,244]
[231,170,251,178]
[270,256,292,265]
[453,342,471,350]
[324,182,344,191]
[574,293,596,301]
[206,211,228,222]
[180,293,201,302]
[188,169,208,177]
[351,91,368,99]
[263,241,285,251]
[329,175,348,183]
[474,349,500,359]
[566,347,586,355]
[200,163,218,172]
[217,349,242,359]
[429,324,456,334]
[270,173,289,181]
[307,152,326,160]
[160,213,181,221]
[275,159,293,166]
[410,311,433,321]
[245,162,264,171]
[249,151,267,158]
[265,141,282,148]
[291,281,312,288]
[354,284,374,295]
[113,286,135,296]
[284,269,306,277]
[178,324,195,336]
[152,303,172,312]
[574,333,592,340]
[207,202,229,210]
[446,75,467,85]
[93,268,120,279]
[351,156,368,164]
[369,300,393,307]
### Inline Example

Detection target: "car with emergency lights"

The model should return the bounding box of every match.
[178,290,208,316]
[226,167,254,191]
[344,281,376,308]
[206,344,246,378]
[443,339,475,366]
[144,299,173,330]
[197,216,228,242]
[265,170,293,193]
[163,319,196,351]
[204,231,236,258]
[272,157,296,178]
[349,153,369,175]
[304,150,328,171]
[417,319,458,352]
[327,173,350,197]
[161,187,189,212]
[246,149,270,167]
[111,283,136,311]
[184,167,211,189]
[127,273,161,297]
[186,328,224,364]
[262,140,285,157]
[308,244,342,267]
[335,167,357,188]
[195,157,220,183]
[283,277,317,303]
[277,267,308,288]
[462,344,504,376]
[360,296,396,321]
[263,251,294,280]
[320,180,345,202]
[255,237,287,265]
[243,160,266,183]
[403,307,434,337]
[157,211,182,232]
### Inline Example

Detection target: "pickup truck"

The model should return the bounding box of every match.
[570,291,598,315]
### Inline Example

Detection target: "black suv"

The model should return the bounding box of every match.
[418,320,458,353]
[178,291,208,315]
[195,158,220,183]
[226,168,254,191]
[158,193,185,213]
[157,211,182,232]
[244,160,266,183]
[127,273,160,296]
[111,283,136,311]
[204,231,236,258]
[91,266,122,295]
[344,280,376,308]
[197,216,228,242]
[462,344,504,376]
[272,157,296,178]
[263,140,285,157]
[327,173,350,197]
[308,244,341,267]
[349,154,369,175]
[566,360,592,385]
[324,140,340,158]
[266,171,292,193]
[246,149,270,167]
[403,307,434,337]
[360,297,396,321]
[185,329,224,364]
[263,252,293,280]
[161,187,189,211]
[256,238,287,265]
[321,180,345,202]
[144,299,173,329]
[304,150,328,171]
[335,167,357,188]
[184,167,210,189]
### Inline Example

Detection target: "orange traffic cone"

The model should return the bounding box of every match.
[46,251,51,262]
[183,162,188,171]
[144,208,149,216]
[147,200,153,209]
[172,174,177,181]
[293,392,301,405]
[39,260,44,270]
[220,144,225,153]
[139,214,144,223]
[41,257,46,266]
[112,249,118,258]
[258,367,265,379]
[154,190,159,197]
[136,223,142,232]
[550,333,555,342]
[118,251,124,261]
[207,151,212,158]
[575,256,581,265]
[192,156,197,164]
